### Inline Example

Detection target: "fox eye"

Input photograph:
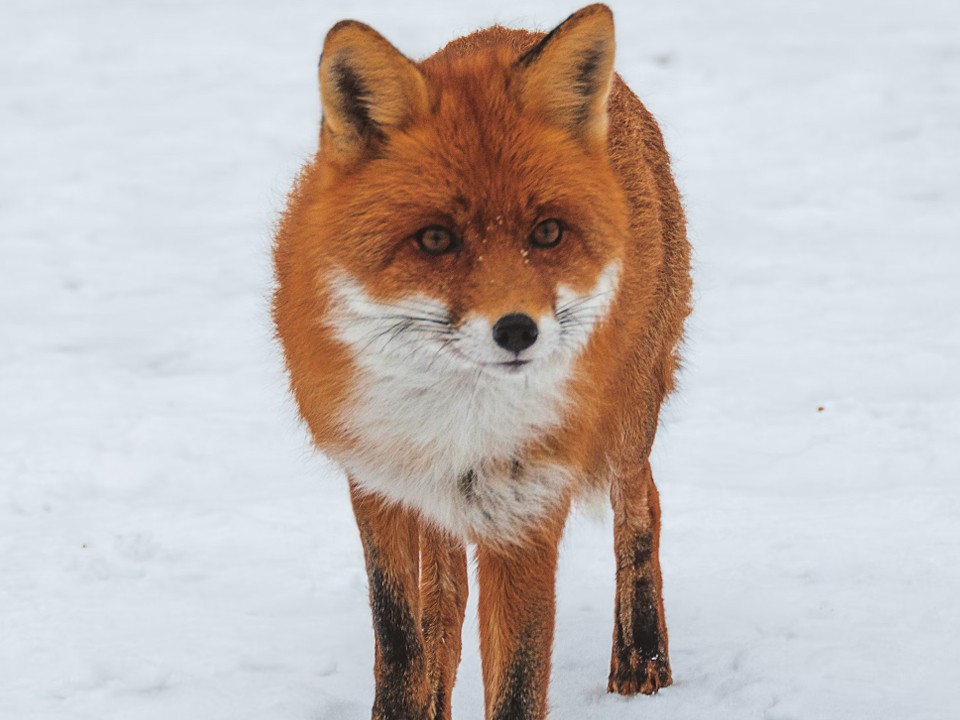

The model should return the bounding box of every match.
[530,219,562,248]
[416,225,457,255]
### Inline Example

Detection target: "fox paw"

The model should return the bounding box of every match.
[607,653,672,696]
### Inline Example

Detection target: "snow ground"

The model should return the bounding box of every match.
[2,1,958,718]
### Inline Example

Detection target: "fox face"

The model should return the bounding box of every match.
[314,33,631,385]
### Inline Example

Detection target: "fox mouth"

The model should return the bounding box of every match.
[447,346,535,374]
[475,358,534,377]
[495,360,531,371]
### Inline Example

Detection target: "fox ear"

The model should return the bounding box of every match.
[516,4,616,145]
[318,21,429,162]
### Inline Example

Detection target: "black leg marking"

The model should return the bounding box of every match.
[630,534,654,567]
[626,576,661,661]
[369,564,423,669]
[491,640,538,720]
[611,573,669,691]
[368,562,427,717]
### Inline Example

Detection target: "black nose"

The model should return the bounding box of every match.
[492,313,538,353]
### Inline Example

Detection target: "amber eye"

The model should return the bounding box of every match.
[530,219,563,248]
[416,225,457,255]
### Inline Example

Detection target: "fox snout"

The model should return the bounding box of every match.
[492,313,539,354]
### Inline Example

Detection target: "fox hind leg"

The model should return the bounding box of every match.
[608,460,673,695]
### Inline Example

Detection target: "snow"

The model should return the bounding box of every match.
[1,0,958,718]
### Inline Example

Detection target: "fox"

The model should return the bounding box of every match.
[273,4,691,719]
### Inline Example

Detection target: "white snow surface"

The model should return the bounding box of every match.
[2,1,958,718]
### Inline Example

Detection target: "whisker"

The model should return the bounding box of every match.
[355,319,412,354]
[426,335,460,371]
[350,311,459,359]
[558,312,607,326]
[377,313,452,327]
[387,302,450,320]
[555,289,613,315]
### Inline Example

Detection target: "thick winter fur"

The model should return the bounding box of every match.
[273,4,691,718]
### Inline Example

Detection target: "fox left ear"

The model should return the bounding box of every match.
[516,4,616,146]
[318,20,429,162]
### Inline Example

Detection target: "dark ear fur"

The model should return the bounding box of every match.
[318,21,428,162]
[516,4,616,144]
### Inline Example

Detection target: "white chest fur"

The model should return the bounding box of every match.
[338,356,574,541]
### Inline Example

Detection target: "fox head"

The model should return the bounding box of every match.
[287,4,634,383]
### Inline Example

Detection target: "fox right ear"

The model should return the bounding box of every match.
[318,21,429,162]
[516,4,616,146]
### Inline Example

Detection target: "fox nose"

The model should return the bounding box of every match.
[492,313,538,353]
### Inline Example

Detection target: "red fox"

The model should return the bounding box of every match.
[273,4,691,718]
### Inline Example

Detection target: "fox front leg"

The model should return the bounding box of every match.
[608,460,672,695]
[419,524,468,720]
[350,483,432,719]
[476,505,568,720]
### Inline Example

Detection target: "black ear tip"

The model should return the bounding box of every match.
[327,19,370,36]
[556,4,613,29]
[322,19,383,57]
[578,3,613,19]
[517,3,615,69]
[319,21,367,71]
[570,3,615,34]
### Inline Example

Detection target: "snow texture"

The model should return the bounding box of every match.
[1,1,958,718]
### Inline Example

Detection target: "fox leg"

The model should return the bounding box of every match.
[419,524,468,720]
[607,459,672,695]
[350,483,431,720]
[476,506,568,720]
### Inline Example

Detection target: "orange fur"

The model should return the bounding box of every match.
[273,4,691,718]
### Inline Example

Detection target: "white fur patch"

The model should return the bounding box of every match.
[322,263,620,542]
